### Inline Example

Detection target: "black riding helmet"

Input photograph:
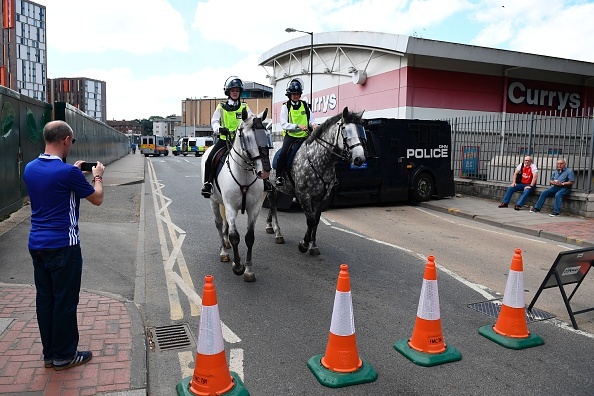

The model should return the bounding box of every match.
[285,79,303,98]
[224,76,244,97]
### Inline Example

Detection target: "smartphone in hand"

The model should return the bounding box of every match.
[80,162,97,172]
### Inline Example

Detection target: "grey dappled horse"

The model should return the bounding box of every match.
[201,108,270,282]
[266,107,366,255]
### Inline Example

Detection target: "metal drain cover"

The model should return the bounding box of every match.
[146,324,195,352]
[468,299,555,323]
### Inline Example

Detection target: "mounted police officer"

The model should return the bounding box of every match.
[201,76,253,198]
[275,78,317,187]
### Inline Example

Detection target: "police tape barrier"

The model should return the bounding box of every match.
[394,256,462,367]
[307,264,378,388]
[479,249,545,350]
[176,275,249,396]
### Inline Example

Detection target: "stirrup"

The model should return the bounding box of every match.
[275,176,284,187]
[201,182,213,197]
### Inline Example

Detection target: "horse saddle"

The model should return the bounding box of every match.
[272,139,304,172]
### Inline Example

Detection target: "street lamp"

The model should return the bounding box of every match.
[285,27,313,106]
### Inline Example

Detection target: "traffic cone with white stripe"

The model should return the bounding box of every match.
[479,248,544,349]
[394,256,461,367]
[307,264,378,388]
[176,275,249,396]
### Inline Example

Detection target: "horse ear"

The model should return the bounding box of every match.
[259,108,268,121]
[342,107,349,119]
[242,106,248,121]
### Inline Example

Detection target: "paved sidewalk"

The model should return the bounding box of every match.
[0,152,146,396]
[419,194,594,247]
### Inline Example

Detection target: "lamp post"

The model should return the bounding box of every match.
[285,27,313,105]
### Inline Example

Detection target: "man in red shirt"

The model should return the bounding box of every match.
[498,156,539,210]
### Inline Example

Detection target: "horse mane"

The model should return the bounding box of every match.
[306,109,363,144]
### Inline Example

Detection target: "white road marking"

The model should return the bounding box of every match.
[147,160,245,380]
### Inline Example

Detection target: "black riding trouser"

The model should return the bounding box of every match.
[203,138,227,184]
[276,135,301,177]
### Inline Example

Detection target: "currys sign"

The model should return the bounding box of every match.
[508,81,581,111]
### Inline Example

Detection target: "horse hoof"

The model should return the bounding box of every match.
[233,265,245,276]
[224,242,231,249]
[308,247,321,256]
[298,242,308,253]
[265,226,274,234]
[275,236,285,244]
[220,255,230,262]
[243,273,256,282]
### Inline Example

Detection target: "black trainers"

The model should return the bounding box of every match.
[53,351,92,371]
[44,359,53,368]
[275,177,284,187]
[201,182,213,198]
[498,203,508,208]
[549,212,560,217]
[530,207,540,213]
[514,205,521,210]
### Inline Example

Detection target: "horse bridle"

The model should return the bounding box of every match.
[310,120,364,162]
[304,119,365,201]
[224,123,261,214]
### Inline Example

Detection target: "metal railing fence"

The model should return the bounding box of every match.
[447,108,594,193]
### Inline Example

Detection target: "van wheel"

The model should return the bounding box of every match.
[410,172,434,202]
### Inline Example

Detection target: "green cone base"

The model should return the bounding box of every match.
[307,354,378,388]
[478,325,544,350]
[394,338,462,367]
[176,371,249,396]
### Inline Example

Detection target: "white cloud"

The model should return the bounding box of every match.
[470,0,594,62]
[39,0,189,54]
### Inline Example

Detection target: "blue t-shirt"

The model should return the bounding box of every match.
[24,154,95,249]
[550,167,575,185]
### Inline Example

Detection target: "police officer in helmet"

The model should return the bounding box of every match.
[201,76,253,197]
[275,78,317,186]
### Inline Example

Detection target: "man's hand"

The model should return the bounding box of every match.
[219,127,229,136]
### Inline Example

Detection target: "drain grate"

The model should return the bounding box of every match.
[468,299,555,323]
[146,324,195,352]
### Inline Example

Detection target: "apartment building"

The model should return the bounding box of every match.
[47,77,107,122]
[0,0,47,101]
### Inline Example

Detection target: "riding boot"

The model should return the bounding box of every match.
[201,181,213,198]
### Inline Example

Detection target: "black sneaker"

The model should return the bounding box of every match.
[53,351,92,371]
[530,207,540,213]
[275,177,284,187]
[44,359,53,368]
[549,212,560,217]
[201,182,213,198]
[498,203,508,208]
[514,205,521,210]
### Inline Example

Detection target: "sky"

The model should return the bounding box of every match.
[35,0,594,121]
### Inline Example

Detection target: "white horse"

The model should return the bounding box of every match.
[201,108,270,282]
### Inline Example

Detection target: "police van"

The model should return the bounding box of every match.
[140,135,168,157]
[330,118,454,206]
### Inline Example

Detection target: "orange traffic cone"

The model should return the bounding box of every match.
[176,275,249,396]
[394,256,461,366]
[479,248,544,349]
[308,264,377,388]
